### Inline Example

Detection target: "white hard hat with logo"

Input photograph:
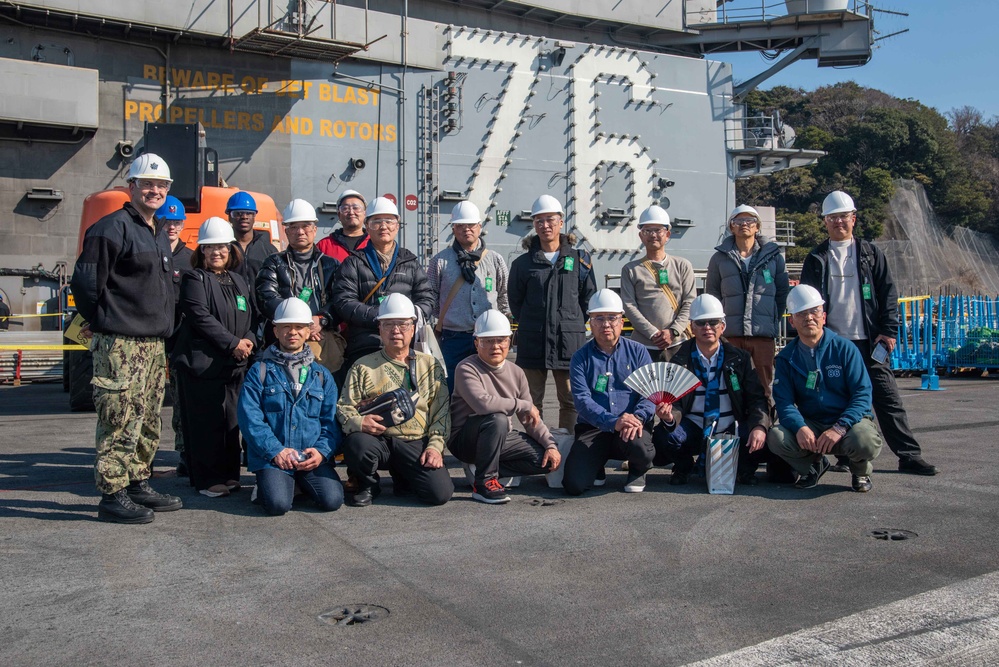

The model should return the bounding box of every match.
[821,191,856,217]
[587,289,624,315]
[474,310,513,337]
[450,201,482,225]
[638,205,671,228]
[197,217,236,245]
[283,199,318,224]
[787,284,825,314]
[728,205,761,223]
[531,194,564,218]
[127,153,172,183]
[337,189,366,207]
[376,293,417,320]
[689,294,726,321]
[367,196,400,220]
[273,298,314,324]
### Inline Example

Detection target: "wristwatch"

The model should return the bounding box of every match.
[318,314,331,329]
[832,422,848,437]
[669,328,680,339]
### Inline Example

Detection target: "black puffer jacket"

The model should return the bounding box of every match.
[331,244,434,359]
[508,234,597,370]
[800,238,898,344]
[255,247,340,327]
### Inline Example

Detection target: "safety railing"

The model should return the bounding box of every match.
[935,295,999,373]
[687,0,871,26]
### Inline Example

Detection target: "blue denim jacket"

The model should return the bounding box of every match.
[569,337,655,432]
[238,358,342,474]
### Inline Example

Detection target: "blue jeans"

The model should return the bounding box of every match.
[255,464,344,516]
[439,329,476,393]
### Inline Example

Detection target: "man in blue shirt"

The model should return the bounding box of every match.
[563,289,669,494]
[767,285,883,492]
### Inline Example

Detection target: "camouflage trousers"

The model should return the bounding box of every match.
[167,362,184,454]
[91,333,166,494]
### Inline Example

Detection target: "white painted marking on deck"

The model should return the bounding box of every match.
[682,570,999,666]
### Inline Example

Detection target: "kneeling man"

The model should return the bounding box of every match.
[767,285,883,492]
[653,294,776,486]
[238,298,344,516]
[338,294,453,506]
[449,310,560,504]
[563,289,668,495]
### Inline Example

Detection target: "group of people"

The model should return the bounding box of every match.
[70,152,937,524]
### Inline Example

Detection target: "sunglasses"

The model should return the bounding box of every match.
[692,319,723,328]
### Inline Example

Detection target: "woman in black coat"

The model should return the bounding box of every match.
[171,218,257,498]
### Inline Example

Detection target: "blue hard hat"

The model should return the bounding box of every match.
[225,191,258,214]
[156,196,186,221]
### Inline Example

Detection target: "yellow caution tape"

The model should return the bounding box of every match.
[0,344,87,351]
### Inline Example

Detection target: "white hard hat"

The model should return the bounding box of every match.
[587,288,624,315]
[366,196,400,220]
[450,201,481,225]
[337,189,366,207]
[728,205,761,223]
[531,194,564,218]
[689,294,725,321]
[127,153,172,184]
[638,205,671,228]
[273,298,314,324]
[283,199,318,224]
[787,284,825,314]
[822,191,856,217]
[376,293,417,320]
[197,217,236,245]
[473,310,513,337]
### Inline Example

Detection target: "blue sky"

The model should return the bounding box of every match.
[715,1,999,119]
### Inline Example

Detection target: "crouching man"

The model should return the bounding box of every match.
[563,289,666,495]
[338,294,453,507]
[653,294,781,486]
[238,298,344,515]
[767,285,883,492]
[449,310,561,504]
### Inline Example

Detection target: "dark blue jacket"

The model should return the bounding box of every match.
[773,328,872,433]
[570,337,655,431]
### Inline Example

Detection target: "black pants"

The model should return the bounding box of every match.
[448,414,550,483]
[562,423,654,496]
[851,339,922,460]
[177,368,244,491]
[653,418,788,478]
[342,432,454,505]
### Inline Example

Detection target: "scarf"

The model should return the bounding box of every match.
[453,239,484,284]
[364,242,398,280]
[691,344,724,439]
[258,343,315,398]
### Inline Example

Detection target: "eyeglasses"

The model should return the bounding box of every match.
[163,220,185,228]
[339,204,364,212]
[692,319,723,328]
[825,213,854,222]
[533,215,562,228]
[794,306,824,320]
[730,218,758,227]
[591,315,622,326]
[368,219,399,229]
[135,179,170,192]
[477,337,509,347]
[380,320,413,331]
[230,211,255,219]
[640,227,668,236]
[285,223,315,234]
[202,244,230,254]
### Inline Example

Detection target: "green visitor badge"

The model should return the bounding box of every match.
[235,295,248,312]
[862,284,873,300]
[594,374,608,393]
[806,370,819,390]
[762,268,773,284]
[378,295,386,303]
[298,287,313,301]
[658,269,669,286]
[729,374,741,391]
[485,277,493,292]
[298,367,308,384]
[564,256,575,272]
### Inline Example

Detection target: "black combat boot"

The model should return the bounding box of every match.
[98,488,155,524]
[126,480,183,512]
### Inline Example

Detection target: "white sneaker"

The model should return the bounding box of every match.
[501,476,521,488]
[623,473,646,493]
[594,467,606,487]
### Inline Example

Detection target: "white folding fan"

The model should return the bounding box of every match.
[624,362,701,405]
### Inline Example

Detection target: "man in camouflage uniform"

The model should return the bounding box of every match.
[70,153,184,523]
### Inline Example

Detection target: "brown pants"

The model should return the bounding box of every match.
[725,336,776,396]
[523,368,576,430]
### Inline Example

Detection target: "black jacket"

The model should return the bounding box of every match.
[255,247,340,327]
[171,269,257,380]
[800,238,898,343]
[233,230,278,289]
[508,234,597,370]
[70,203,175,338]
[331,244,434,359]
[660,339,772,434]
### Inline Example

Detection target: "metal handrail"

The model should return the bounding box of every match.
[686,0,871,26]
